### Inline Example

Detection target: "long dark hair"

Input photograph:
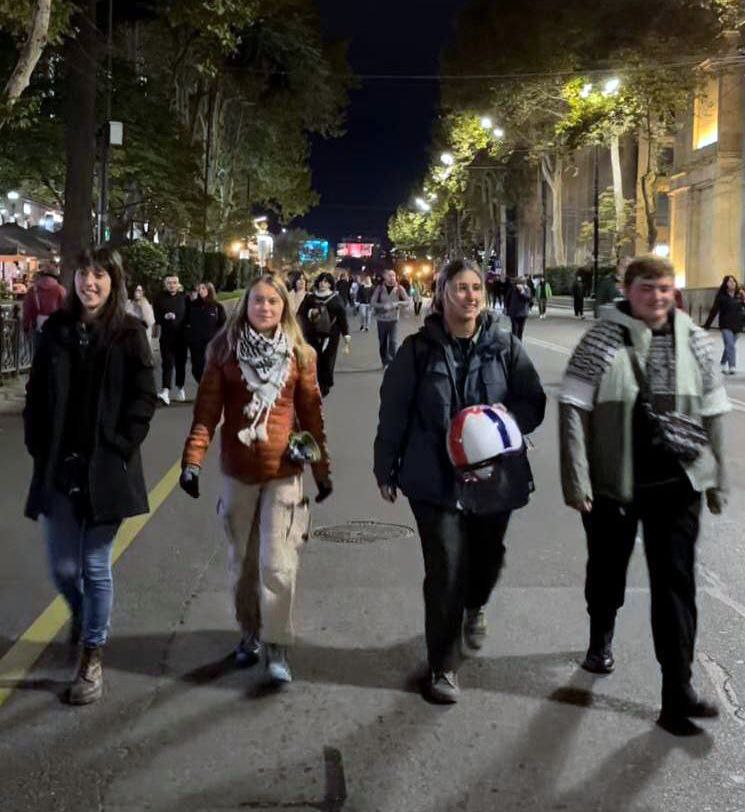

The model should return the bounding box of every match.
[717,274,739,297]
[65,247,128,336]
[198,281,218,304]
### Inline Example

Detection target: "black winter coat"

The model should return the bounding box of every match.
[154,291,189,335]
[704,292,745,332]
[188,298,226,347]
[297,292,350,340]
[24,311,158,523]
[374,313,546,508]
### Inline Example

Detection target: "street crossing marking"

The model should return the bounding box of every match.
[0,460,182,709]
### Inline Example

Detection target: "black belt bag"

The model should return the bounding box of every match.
[455,447,534,515]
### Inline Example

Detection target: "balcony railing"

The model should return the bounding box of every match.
[0,303,33,383]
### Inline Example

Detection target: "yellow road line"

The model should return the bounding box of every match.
[0,460,181,709]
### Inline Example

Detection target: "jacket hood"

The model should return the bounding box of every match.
[421,311,506,353]
[35,274,63,290]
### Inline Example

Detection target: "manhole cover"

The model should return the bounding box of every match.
[312,520,415,544]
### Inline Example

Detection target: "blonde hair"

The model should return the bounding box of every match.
[433,258,486,315]
[208,274,314,368]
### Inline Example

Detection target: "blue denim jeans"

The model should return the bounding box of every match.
[721,328,737,370]
[42,491,119,647]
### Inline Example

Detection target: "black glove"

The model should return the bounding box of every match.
[315,479,333,503]
[179,465,200,499]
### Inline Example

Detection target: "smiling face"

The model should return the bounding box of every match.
[443,269,484,326]
[626,274,675,329]
[247,281,284,335]
[165,276,179,294]
[75,265,112,317]
[198,283,209,299]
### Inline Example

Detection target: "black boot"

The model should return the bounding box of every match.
[658,680,718,736]
[581,619,615,675]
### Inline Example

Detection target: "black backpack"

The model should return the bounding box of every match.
[307,299,334,337]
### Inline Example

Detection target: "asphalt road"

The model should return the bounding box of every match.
[0,308,744,812]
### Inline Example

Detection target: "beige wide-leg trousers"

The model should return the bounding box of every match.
[218,474,309,645]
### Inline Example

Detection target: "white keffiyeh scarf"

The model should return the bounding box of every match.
[236,324,292,445]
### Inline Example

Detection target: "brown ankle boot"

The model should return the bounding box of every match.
[68,646,103,705]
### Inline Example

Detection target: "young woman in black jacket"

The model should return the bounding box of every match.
[188,282,227,382]
[24,247,157,705]
[297,273,350,397]
[704,274,745,374]
[374,259,546,704]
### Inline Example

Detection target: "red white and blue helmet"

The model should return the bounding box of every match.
[447,405,523,480]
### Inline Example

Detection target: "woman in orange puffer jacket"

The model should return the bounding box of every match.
[180,273,332,686]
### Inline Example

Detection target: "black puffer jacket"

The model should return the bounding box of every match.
[188,298,226,347]
[24,311,158,523]
[374,312,547,508]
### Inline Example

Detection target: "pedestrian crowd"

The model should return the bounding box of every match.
[20,250,735,738]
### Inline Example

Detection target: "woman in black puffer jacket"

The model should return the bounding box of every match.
[188,282,227,383]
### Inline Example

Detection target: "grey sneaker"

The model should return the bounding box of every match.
[235,634,262,668]
[428,671,459,704]
[266,644,292,685]
[463,607,487,651]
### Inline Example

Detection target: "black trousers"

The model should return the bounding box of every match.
[160,332,187,390]
[410,500,511,672]
[511,317,526,340]
[582,480,701,685]
[309,333,340,397]
[573,296,584,317]
[190,342,207,384]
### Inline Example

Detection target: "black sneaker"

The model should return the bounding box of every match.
[235,635,261,668]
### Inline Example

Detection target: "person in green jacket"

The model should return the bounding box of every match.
[559,255,730,737]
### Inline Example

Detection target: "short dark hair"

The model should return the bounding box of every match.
[66,247,128,336]
[623,255,674,288]
[314,272,335,290]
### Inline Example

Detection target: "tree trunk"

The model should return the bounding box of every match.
[541,151,566,266]
[640,123,659,251]
[60,0,99,284]
[2,0,52,109]
[609,133,625,234]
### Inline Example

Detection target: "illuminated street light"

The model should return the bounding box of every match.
[441,152,455,166]
[492,127,505,138]
[415,197,431,212]
[653,243,670,258]
[7,191,19,200]
[580,83,593,99]
[480,116,493,129]
[603,77,621,96]
[230,240,243,254]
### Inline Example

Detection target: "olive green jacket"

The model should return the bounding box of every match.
[559,304,730,505]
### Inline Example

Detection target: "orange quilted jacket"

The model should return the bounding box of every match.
[182,350,330,485]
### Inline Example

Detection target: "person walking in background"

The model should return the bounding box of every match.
[559,255,730,736]
[188,282,226,383]
[126,284,155,336]
[356,273,374,331]
[704,275,744,375]
[371,269,409,367]
[537,277,552,319]
[22,261,66,352]
[572,274,586,319]
[297,272,350,397]
[154,275,189,405]
[288,274,309,314]
[180,274,332,686]
[336,271,351,309]
[374,258,546,703]
[507,276,531,340]
[411,278,424,317]
[24,247,157,705]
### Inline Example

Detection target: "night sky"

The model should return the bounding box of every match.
[297,0,468,247]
